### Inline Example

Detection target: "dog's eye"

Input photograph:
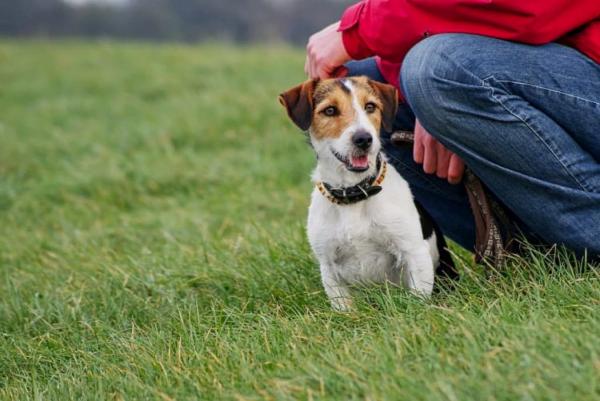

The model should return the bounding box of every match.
[365,102,377,113]
[322,106,339,117]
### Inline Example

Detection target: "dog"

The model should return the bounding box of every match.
[279,77,457,311]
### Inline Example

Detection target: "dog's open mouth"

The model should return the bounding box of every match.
[331,148,370,172]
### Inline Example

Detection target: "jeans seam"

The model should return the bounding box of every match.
[494,80,600,107]
[482,76,597,194]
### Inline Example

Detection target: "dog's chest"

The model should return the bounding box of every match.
[308,200,400,284]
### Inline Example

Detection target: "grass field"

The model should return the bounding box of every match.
[0,40,599,401]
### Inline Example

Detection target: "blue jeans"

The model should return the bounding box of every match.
[346,34,600,257]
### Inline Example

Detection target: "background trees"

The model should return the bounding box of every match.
[0,0,354,44]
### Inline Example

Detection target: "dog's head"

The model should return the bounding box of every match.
[279,77,397,174]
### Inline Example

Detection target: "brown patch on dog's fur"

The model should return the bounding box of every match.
[368,80,398,132]
[280,76,398,137]
[278,79,318,131]
[311,80,355,140]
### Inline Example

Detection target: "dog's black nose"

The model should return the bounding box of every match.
[352,131,373,150]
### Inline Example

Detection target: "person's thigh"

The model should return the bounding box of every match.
[401,34,600,255]
[346,58,476,249]
[442,36,600,161]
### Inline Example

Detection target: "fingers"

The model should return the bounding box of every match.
[435,141,451,179]
[306,47,317,78]
[304,56,309,77]
[307,53,334,79]
[306,32,321,78]
[306,46,324,78]
[414,119,465,184]
[417,121,437,174]
[315,64,331,79]
[305,40,315,78]
[311,62,320,79]
[448,154,465,184]
[422,135,437,174]
[413,120,425,164]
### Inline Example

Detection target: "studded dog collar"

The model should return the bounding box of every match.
[316,154,387,205]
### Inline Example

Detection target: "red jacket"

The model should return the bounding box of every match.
[339,0,600,91]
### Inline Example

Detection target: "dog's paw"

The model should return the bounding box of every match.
[410,284,434,299]
[330,296,353,312]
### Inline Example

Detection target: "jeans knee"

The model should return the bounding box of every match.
[401,34,472,114]
[401,34,493,147]
[401,35,443,101]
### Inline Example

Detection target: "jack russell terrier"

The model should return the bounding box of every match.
[279,77,457,311]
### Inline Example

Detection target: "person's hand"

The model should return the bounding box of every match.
[305,22,351,79]
[413,119,465,184]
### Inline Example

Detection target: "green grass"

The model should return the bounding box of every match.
[0,39,598,401]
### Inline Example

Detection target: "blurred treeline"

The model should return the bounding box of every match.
[0,0,354,45]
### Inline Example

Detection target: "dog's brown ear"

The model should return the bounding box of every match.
[369,81,398,132]
[278,79,318,131]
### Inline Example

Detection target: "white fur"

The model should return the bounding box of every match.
[307,80,436,311]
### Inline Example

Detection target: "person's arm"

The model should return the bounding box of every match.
[305,22,351,80]
[340,0,600,63]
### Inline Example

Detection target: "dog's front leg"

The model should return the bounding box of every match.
[319,264,352,311]
[401,242,435,297]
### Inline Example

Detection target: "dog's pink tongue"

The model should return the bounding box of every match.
[351,155,369,169]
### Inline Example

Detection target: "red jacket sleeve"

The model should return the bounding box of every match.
[339,0,600,63]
